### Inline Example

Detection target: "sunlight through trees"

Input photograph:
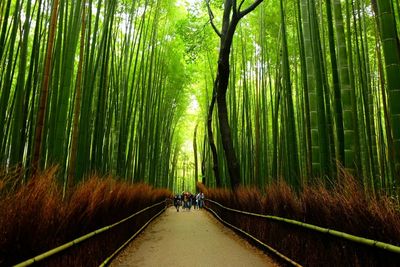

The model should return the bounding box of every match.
[0,0,400,197]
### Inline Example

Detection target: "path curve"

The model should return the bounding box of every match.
[111,206,279,267]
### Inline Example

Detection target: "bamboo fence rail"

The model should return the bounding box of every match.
[14,200,168,267]
[205,204,302,266]
[206,199,400,254]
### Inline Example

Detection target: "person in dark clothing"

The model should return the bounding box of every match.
[173,194,181,212]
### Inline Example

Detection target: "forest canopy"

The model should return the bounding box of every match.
[0,0,400,196]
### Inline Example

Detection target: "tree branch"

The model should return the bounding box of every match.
[206,0,221,37]
[238,0,246,13]
[238,0,263,19]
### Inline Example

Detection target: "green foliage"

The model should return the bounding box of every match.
[197,0,400,196]
[0,0,400,197]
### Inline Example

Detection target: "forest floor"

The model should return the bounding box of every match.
[110,206,279,267]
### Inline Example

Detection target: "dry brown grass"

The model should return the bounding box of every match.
[199,172,400,266]
[0,167,171,266]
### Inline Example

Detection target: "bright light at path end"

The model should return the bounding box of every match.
[188,95,199,115]
[176,0,202,8]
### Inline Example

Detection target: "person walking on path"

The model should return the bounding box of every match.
[199,192,204,209]
[173,194,181,212]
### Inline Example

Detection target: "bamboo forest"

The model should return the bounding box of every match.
[1,0,400,266]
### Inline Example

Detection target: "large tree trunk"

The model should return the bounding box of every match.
[201,134,207,185]
[207,85,221,187]
[211,0,263,190]
[217,49,241,189]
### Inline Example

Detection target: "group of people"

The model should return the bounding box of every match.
[173,192,204,212]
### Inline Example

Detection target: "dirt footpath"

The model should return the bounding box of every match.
[111,206,279,267]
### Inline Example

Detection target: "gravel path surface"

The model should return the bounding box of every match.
[110,206,279,267]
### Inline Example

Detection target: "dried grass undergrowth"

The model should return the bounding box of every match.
[0,166,171,266]
[199,172,400,266]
